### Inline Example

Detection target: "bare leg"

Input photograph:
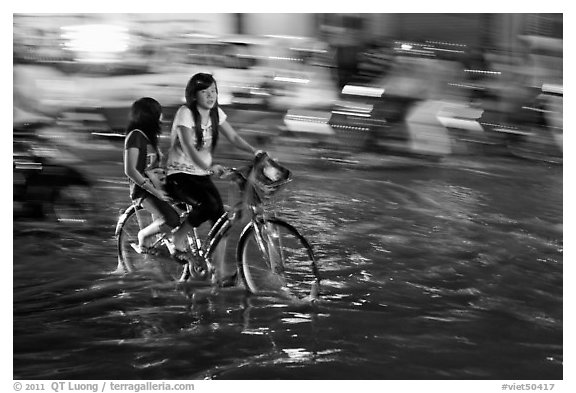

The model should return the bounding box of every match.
[137,218,168,246]
[171,220,192,252]
[138,198,170,248]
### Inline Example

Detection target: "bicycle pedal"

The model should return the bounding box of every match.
[189,263,208,280]
[193,257,213,279]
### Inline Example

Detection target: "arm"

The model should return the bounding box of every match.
[124,147,169,200]
[176,125,212,171]
[219,120,258,155]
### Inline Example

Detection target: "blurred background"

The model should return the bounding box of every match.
[13,13,563,221]
[13,13,564,381]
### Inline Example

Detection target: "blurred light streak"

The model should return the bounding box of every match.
[331,124,370,131]
[333,101,373,113]
[341,85,384,97]
[542,84,563,94]
[464,69,502,75]
[522,106,553,113]
[425,40,467,47]
[183,33,217,39]
[493,128,532,136]
[58,218,87,223]
[273,76,310,84]
[14,162,42,170]
[480,122,519,131]
[289,47,327,53]
[437,116,483,132]
[331,110,371,118]
[281,348,312,361]
[249,87,271,96]
[265,35,305,40]
[448,83,485,90]
[284,110,334,134]
[269,56,303,62]
[284,114,330,123]
[92,132,125,138]
[393,48,435,56]
[423,47,465,54]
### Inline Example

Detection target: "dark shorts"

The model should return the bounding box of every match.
[166,173,225,227]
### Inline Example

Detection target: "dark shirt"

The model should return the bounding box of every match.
[124,129,159,200]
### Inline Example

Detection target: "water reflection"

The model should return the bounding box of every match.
[14,154,561,380]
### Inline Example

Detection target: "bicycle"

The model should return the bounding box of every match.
[115,153,321,300]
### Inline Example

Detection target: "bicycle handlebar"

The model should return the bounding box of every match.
[218,166,243,181]
[216,152,292,201]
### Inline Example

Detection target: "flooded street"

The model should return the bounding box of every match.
[13,155,562,380]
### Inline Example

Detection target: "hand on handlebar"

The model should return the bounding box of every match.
[210,165,238,181]
[209,164,227,178]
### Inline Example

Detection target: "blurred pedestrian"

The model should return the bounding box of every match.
[13,62,68,125]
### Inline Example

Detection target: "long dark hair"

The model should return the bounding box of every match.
[125,97,162,147]
[184,73,220,151]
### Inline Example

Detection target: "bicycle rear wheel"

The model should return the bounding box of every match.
[238,219,320,299]
[116,206,185,281]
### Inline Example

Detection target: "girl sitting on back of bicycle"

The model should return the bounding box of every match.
[165,72,262,285]
[123,97,181,254]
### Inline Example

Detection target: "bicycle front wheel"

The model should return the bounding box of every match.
[238,219,320,299]
[116,206,184,281]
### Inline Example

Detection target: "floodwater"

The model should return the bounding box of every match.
[13,156,563,380]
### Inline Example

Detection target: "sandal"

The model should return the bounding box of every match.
[130,243,155,255]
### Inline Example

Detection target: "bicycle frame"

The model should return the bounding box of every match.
[203,202,268,266]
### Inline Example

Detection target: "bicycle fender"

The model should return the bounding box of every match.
[115,204,140,237]
[236,221,256,265]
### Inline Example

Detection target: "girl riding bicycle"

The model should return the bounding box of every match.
[165,73,263,286]
[123,97,180,255]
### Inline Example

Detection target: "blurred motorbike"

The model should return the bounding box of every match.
[14,121,94,223]
[472,85,563,164]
